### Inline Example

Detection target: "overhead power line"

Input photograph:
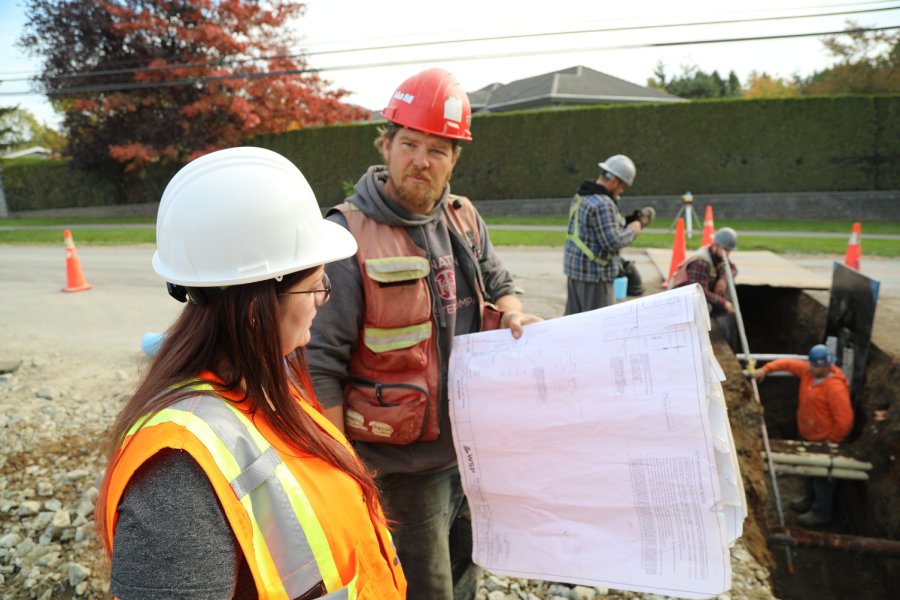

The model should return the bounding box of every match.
[1,24,894,98]
[0,4,896,84]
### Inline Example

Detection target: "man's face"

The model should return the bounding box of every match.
[382,127,459,214]
[599,176,626,199]
[711,243,732,259]
[810,364,831,378]
[609,178,627,198]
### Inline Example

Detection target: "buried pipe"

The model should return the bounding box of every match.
[742,370,794,378]
[770,527,900,556]
[765,452,873,471]
[737,353,808,362]
[763,463,869,480]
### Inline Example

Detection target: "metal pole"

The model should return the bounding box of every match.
[723,256,796,573]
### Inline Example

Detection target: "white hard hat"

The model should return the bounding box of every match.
[713,227,738,250]
[152,147,357,287]
[598,154,636,186]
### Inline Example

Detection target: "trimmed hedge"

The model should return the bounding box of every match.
[3,94,899,211]
[257,94,900,202]
[1,159,119,211]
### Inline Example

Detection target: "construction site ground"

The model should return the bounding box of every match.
[1,244,898,598]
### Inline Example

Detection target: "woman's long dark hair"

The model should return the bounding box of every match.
[95,268,382,552]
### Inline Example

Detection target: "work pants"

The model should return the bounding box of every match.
[711,307,739,352]
[378,467,481,600]
[564,278,615,315]
[806,476,837,518]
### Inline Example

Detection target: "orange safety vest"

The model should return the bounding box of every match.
[334,196,496,445]
[101,380,406,599]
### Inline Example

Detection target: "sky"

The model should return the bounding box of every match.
[1,0,898,128]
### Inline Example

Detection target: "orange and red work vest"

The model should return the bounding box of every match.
[334,196,496,445]
[671,245,720,289]
[100,381,406,599]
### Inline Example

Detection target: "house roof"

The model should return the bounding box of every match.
[470,65,683,112]
[1,145,52,160]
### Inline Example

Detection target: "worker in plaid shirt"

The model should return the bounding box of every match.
[563,154,653,315]
[672,227,740,348]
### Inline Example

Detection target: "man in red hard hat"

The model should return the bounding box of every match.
[309,67,542,599]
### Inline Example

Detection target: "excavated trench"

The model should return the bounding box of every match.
[732,285,899,600]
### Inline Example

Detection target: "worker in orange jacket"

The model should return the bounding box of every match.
[95,147,406,599]
[755,344,854,527]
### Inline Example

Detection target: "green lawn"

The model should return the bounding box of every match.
[482,215,900,235]
[1,216,898,256]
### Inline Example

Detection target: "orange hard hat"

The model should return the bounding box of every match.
[381,68,472,141]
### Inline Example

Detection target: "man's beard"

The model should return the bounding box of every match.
[389,169,447,212]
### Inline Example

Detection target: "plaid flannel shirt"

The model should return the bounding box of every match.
[563,191,636,282]
[679,251,738,310]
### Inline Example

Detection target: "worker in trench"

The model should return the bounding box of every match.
[754,344,854,526]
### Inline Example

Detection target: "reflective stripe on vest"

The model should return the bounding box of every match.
[566,194,611,267]
[364,256,431,283]
[364,322,433,353]
[127,391,353,599]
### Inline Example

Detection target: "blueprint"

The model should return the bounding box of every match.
[448,284,746,599]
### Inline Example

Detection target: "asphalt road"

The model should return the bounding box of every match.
[1,245,897,360]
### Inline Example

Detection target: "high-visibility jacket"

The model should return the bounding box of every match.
[334,196,495,445]
[100,379,406,599]
[759,360,854,443]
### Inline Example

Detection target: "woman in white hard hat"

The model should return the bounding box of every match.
[94,147,406,599]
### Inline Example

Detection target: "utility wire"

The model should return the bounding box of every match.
[0,4,896,84]
[0,0,896,81]
[2,25,892,98]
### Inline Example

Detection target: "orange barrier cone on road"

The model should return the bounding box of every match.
[844,222,862,270]
[62,229,92,292]
[663,218,686,289]
[701,205,715,246]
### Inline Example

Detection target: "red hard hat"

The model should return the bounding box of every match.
[381,68,472,141]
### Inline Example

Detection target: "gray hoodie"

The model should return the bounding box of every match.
[308,165,516,476]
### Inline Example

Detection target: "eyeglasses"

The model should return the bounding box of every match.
[278,273,331,305]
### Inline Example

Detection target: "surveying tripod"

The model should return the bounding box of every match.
[669,191,702,238]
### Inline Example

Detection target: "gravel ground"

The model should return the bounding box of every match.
[0,351,776,599]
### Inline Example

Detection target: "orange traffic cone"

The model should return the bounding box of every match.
[844,222,862,270]
[62,229,92,293]
[701,205,715,246]
[663,218,686,289]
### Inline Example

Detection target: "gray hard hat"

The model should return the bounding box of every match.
[713,227,738,250]
[598,154,636,186]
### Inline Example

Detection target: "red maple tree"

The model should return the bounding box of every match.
[20,0,369,173]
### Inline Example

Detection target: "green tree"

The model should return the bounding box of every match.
[19,0,368,173]
[646,61,668,91]
[799,22,900,94]
[0,106,17,151]
[648,63,743,99]
[0,105,64,153]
